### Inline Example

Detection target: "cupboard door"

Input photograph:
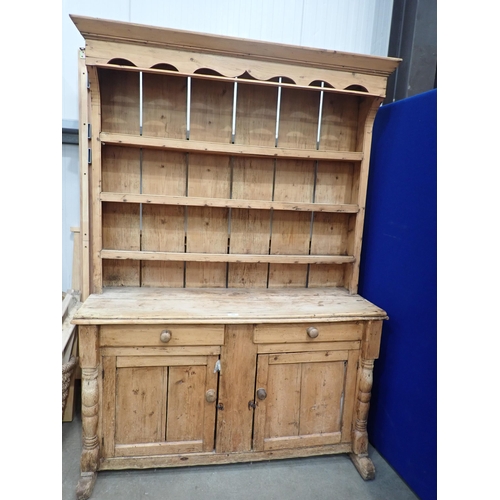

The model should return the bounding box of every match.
[253,350,359,452]
[102,355,219,458]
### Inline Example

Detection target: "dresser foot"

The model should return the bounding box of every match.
[349,453,375,480]
[76,472,97,500]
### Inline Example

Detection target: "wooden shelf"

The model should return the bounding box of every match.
[100,249,355,265]
[72,286,387,325]
[100,193,359,214]
[99,133,364,162]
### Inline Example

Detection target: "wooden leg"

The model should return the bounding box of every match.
[77,326,100,499]
[349,452,375,480]
[350,359,375,480]
[76,367,99,498]
[76,472,97,500]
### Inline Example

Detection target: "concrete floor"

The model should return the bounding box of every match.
[63,390,419,500]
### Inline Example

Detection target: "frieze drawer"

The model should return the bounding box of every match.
[253,322,364,344]
[100,324,225,347]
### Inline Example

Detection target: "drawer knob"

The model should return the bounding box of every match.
[205,389,217,403]
[160,330,172,343]
[256,388,267,400]
[307,326,319,338]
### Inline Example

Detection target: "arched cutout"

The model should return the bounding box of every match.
[268,76,296,84]
[151,63,179,72]
[107,58,136,67]
[309,80,335,89]
[194,68,224,76]
[344,84,368,93]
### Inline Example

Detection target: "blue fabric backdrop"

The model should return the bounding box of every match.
[358,89,437,500]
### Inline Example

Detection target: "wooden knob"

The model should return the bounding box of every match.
[205,389,216,403]
[306,326,319,338]
[160,330,172,343]
[256,388,267,400]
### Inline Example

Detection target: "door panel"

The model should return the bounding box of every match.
[166,365,207,442]
[103,354,219,458]
[216,325,257,454]
[254,350,353,452]
[265,363,301,439]
[299,361,344,435]
[115,366,166,445]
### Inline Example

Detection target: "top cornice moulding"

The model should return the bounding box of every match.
[70,15,401,77]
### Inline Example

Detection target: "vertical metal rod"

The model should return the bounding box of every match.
[316,81,325,149]
[309,81,324,288]
[231,81,238,144]
[186,77,191,140]
[275,77,282,147]
[139,72,143,136]
[139,72,143,239]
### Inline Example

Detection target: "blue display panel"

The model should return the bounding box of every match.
[359,89,437,500]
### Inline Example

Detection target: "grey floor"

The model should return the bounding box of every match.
[63,388,419,500]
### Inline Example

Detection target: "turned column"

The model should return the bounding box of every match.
[352,359,375,455]
[350,320,382,480]
[76,325,100,500]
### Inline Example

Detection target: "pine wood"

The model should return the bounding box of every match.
[347,97,384,291]
[115,365,166,444]
[99,443,353,470]
[73,287,387,325]
[253,321,363,343]
[78,51,90,302]
[100,249,355,265]
[100,324,224,347]
[71,15,399,81]
[142,72,187,139]
[99,132,364,161]
[91,62,389,98]
[100,191,359,213]
[216,325,257,453]
[256,341,360,354]
[101,355,116,458]
[253,348,352,452]
[76,326,99,498]
[87,66,103,295]
[100,346,221,357]
[103,353,219,460]
[71,15,399,498]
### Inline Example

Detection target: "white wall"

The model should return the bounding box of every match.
[62,144,80,291]
[61,0,394,290]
